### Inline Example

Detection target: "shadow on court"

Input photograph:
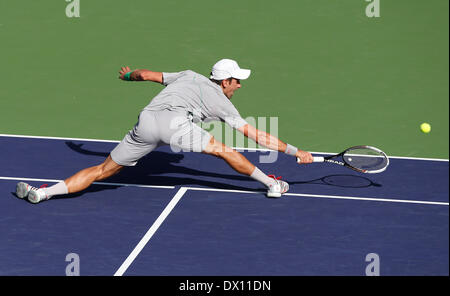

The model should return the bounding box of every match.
[287,174,382,188]
[65,141,259,191]
[66,141,251,181]
[64,141,382,193]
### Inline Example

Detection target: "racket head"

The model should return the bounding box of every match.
[340,145,389,173]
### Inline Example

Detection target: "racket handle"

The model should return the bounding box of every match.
[313,156,325,162]
[297,156,325,163]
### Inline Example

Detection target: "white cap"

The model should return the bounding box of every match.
[210,59,251,80]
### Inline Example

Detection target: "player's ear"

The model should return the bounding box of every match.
[221,78,232,88]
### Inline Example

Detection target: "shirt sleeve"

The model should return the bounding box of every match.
[162,71,189,86]
[218,101,248,129]
[224,115,248,129]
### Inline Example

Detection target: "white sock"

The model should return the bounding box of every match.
[250,167,277,188]
[42,181,69,199]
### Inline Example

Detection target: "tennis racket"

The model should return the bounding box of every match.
[297,145,389,174]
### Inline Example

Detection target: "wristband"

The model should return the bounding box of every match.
[284,143,298,156]
[123,71,132,81]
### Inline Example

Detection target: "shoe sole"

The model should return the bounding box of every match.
[27,191,41,204]
[267,192,282,198]
[16,182,29,199]
[266,182,289,198]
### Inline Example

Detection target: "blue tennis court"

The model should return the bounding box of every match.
[0,134,448,276]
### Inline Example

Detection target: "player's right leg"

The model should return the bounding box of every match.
[17,156,124,204]
[64,155,124,193]
[17,111,159,203]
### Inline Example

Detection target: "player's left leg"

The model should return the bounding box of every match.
[201,136,255,175]
[201,136,289,198]
[157,110,289,197]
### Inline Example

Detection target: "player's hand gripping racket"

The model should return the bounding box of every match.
[297,145,389,173]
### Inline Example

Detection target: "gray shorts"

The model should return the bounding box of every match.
[110,109,212,166]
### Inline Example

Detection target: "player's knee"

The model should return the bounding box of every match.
[203,137,228,157]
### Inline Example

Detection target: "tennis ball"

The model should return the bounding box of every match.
[420,123,431,133]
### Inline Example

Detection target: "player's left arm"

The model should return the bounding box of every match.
[118,66,163,84]
[237,123,313,163]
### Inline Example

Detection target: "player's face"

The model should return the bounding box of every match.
[222,78,241,99]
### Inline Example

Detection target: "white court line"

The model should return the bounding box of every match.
[0,133,448,162]
[284,192,449,206]
[0,133,120,143]
[114,187,188,276]
[185,187,449,206]
[0,176,174,189]
[2,176,446,206]
[185,186,259,195]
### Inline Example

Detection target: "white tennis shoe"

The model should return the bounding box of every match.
[266,175,289,198]
[27,188,49,204]
[15,182,48,204]
[16,182,35,199]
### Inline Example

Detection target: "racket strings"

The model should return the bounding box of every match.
[343,149,388,172]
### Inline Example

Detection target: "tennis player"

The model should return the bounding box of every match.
[16,59,313,203]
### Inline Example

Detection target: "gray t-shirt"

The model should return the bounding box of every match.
[143,70,248,129]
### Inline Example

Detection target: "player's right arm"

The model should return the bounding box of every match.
[118,66,163,84]
[237,123,313,163]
